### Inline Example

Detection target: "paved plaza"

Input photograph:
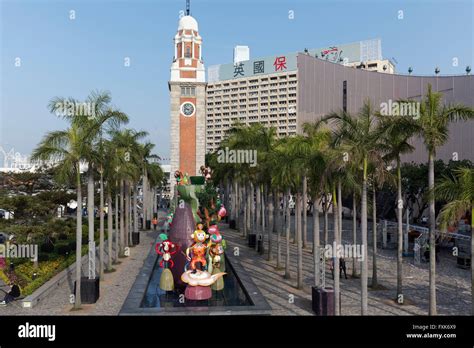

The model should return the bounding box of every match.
[0,211,470,316]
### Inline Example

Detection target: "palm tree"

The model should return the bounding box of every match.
[271,137,298,280]
[301,123,331,287]
[414,84,474,315]
[109,129,146,254]
[320,99,383,315]
[48,91,128,280]
[435,167,474,315]
[32,125,87,309]
[378,115,416,302]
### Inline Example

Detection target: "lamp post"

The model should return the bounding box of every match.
[466,66,471,75]
[408,67,413,75]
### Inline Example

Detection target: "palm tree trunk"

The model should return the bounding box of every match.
[276,191,282,269]
[233,180,238,223]
[267,189,274,261]
[338,181,343,243]
[303,176,308,249]
[333,183,340,315]
[142,173,148,230]
[471,202,474,315]
[397,158,403,300]
[114,191,119,263]
[133,185,138,235]
[361,159,369,315]
[297,191,303,289]
[255,184,261,251]
[125,181,130,247]
[87,166,95,279]
[119,180,125,255]
[352,193,358,277]
[107,189,113,271]
[152,187,157,219]
[313,194,320,287]
[324,194,329,245]
[284,188,291,279]
[261,186,266,253]
[372,186,378,288]
[74,167,82,309]
[247,183,252,236]
[99,170,104,279]
[428,151,437,315]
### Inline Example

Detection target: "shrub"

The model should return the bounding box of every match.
[40,242,54,253]
[68,240,77,250]
[58,233,68,240]
[56,243,71,255]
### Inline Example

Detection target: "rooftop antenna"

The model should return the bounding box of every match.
[186,0,190,16]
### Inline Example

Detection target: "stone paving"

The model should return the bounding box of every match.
[222,217,471,316]
[0,210,470,316]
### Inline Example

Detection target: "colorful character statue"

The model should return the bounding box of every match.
[208,233,224,267]
[181,223,226,300]
[185,224,209,272]
[218,206,227,218]
[174,170,184,185]
[182,173,189,185]
[199,165,212,181]
[155,234,180,291]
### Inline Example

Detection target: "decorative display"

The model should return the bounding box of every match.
[155,233,180,291]
[186,225,209,272]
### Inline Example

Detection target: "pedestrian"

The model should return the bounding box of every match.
[152,217,158,231]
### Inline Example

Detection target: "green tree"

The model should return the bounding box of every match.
[435,167,474,315]
[414,84,474,315]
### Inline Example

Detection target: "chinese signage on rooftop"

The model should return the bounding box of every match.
[208,39,382,82]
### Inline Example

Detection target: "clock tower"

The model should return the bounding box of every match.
[169,7,206,195]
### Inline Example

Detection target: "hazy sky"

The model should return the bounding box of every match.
[1,0,473,161]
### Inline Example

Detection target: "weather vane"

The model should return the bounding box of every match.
[186,0,190,16]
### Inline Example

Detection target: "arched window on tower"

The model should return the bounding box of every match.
[185,45,191,58]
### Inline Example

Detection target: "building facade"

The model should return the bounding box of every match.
[168,16,473,189]
[297,54,474,162]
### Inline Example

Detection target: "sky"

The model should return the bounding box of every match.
[1,0,473,161]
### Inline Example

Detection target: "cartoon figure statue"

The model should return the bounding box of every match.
[181,224,226,300]
[199,165,212,181]
[208,232,224,269]
[182,173,189,185]
[155,233,180,291]
[186,224,209,273]
[156,234,180,269]
[218,206,227,218]
[174,170,184,185]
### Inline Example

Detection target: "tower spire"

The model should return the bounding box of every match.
[186,0,190,16]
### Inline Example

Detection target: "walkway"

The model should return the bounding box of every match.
[221,219,471,315]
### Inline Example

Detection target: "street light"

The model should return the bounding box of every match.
[466,66,471,75]
[435,67,440,75]
[408,67,413,75]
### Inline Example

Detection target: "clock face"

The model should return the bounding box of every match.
[181,102,195,117]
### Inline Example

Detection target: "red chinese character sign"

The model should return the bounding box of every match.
[273,56,287,71]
